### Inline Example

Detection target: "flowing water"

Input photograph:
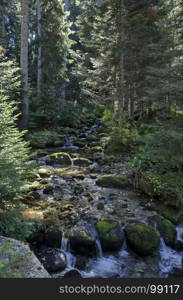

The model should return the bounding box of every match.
[61,233,76,269]
[33,123,183,278]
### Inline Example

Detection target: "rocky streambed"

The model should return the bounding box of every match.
[22,123,183,278]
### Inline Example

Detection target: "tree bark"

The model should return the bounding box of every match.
[37,0,42,98]
[117,0,125,120]
[20,0,29,129]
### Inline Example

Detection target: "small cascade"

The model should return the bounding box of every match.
[176,225,183,242]
[86,224,103,258]
[61,233,76,269]
[159,238,182,276]
[95,237,103,258]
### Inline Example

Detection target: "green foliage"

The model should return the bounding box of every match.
[104,118,139,153]
[0,59,34,239]
[27,130,65,148]
[0,242,28,278]
[130,120,183,208]
[0,211,33,241]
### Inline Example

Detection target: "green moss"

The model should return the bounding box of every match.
[96,220,124,251]
[96,221,118,236]
[96,175,129,189]
[125,223,160,256]
[45,152,72,166]
[152,215,176,246]
[72,157,92,167]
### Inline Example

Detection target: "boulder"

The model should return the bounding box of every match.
[27,224,45,246]
[125,223,160,256]
[0,236,50,278]
[63,269,82,278]
[70,228,96,257]
[151,215,176,247]
[45,153,72,166]
[73,157,92,167]
[37,248,66,273]
[45,226,62,248]
[168,267,183,278]
[75,255,87,270]
[43,184,54,195]
[96,220,124,251]
[96,175,129,189]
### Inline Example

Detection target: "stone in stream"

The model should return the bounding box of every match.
[37,248,67,273]
[37,167,51,177]
[150,215,176,247]
[72,157,92,167]
[43,183,54,195]
[168,267,183,278]
[45,152,72,166]
[63,269,82,278]
[75,255,88,270]
[96,220,124,251]
[69,228,96,257]
[96,175,129,189]
[125,223,160,256]
[45,226,62,248]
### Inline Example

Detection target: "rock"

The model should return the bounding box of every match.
[45,152,72,166]
[96,220,124,251]
[97,203,104,210]
[37,248,66,273]
[63,269,82,278]
[73,157,92,167]
[96,175,129,189]
[90,174,98,179]
[27,224,45,246]
[75,255,87,270]
[43,184,54,195]
[151,215,176,247]
[70,228,96,257]
[174,241,183,251]
[74,140,86,148]
[125,223,160,256]
[37,167,51,177]
[45,226,62,248]
[0,236,50,278]
[74,184,84,195]
[74,174,85,180]
[168,267,183,278]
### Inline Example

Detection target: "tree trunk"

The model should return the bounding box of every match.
[20,0,29,129]
[117,0,125,120]
[58,0,70,108]
[37,0,42,98]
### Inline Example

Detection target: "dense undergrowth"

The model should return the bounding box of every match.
[104,109,183,209]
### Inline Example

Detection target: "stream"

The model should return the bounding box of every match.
[28,123,183,278]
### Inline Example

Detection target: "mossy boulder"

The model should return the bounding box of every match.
[45,152,72,166]
[45,226,62,248]
[96,175,129,189]
[70,228,96,257]
[125,223,160,256]
[37,167,51,177]
[37,248,66,273]
[96,220,124,251]
[151,215,176,247]
[43,184,54,195]
[73,157,92,167]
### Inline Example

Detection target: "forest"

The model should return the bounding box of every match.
[0,0,183,279]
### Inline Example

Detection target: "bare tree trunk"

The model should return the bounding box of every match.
[37,0,41,98]
[0,4,6,54]
[20,0,29,129]
[58,0,70,108]
[117,0,125,120]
